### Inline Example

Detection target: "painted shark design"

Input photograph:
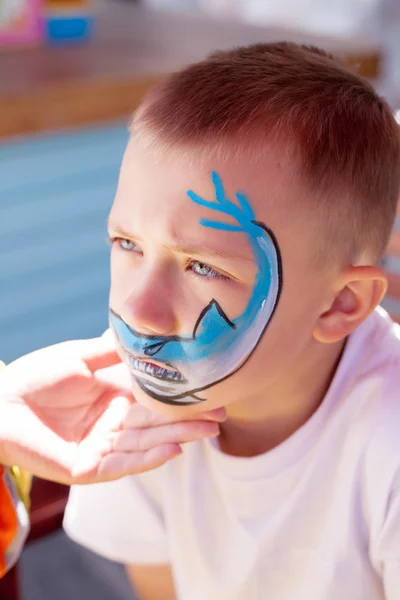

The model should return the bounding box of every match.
[110,170,282,405]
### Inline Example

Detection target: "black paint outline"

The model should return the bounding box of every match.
[111,220,283,406]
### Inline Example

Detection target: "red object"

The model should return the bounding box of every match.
[0,477,69,599]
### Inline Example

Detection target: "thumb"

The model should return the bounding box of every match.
[81,332,121,373]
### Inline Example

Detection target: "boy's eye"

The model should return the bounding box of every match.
[110,237,142,253]
[190,261,228,280]
[119,238,138,251]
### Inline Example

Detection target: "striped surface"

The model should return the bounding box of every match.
[0,123,128,363]
[0,123,399,365]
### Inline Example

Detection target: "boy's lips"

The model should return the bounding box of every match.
[125,353,187,384]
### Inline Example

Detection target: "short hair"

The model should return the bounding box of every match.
[131,42,400,264]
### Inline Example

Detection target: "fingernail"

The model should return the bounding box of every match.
[171,447,183,457]
[207,429,221,438]
[205,423,220,437]
[204,408,227,422]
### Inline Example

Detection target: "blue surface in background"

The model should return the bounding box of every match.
[0,123,128,363]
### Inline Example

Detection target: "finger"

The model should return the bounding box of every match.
[111,420,220,452]
[81,335,122,373]
[98,444,182,480]
[74,395,132,476]
[123,403,226,429]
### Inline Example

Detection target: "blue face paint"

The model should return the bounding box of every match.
[110,171,282,405]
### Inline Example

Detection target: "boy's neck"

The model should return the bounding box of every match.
[219,339,346,458]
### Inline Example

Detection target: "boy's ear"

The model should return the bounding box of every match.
[313,266,387,344]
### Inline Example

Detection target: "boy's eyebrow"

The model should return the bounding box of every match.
[168,243,253,263]
[107,220,254,263]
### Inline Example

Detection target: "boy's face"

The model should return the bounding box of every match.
[108,137,337,416]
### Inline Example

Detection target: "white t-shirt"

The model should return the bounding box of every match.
[64,308,400,600]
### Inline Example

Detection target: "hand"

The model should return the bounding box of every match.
[0,334,224,485]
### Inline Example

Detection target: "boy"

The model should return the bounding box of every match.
[63,43,400,599]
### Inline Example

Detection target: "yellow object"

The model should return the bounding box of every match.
[0,359,31,578]
[9,466,32,511]
[0,359,32,510]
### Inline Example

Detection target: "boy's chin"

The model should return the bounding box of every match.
[130,377,211,418]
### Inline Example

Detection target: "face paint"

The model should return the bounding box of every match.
[110,171,282,406]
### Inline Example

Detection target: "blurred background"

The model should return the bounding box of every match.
[0,0,399,598]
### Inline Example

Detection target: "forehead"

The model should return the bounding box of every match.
[111,137,300,240]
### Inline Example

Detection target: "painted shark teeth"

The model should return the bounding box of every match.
[127,355,185,383]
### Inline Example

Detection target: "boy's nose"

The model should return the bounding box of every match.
[121,274,177,337]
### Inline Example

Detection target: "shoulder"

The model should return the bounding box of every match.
[63,464,173,564]
[352,310,400,491]
[348,308,400,403]
[66,462,168,519]
[64,441,210,524]
[357,307,400,369]
[363,308,400,426]
[337,309,400,475]
[356,313,400,562]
